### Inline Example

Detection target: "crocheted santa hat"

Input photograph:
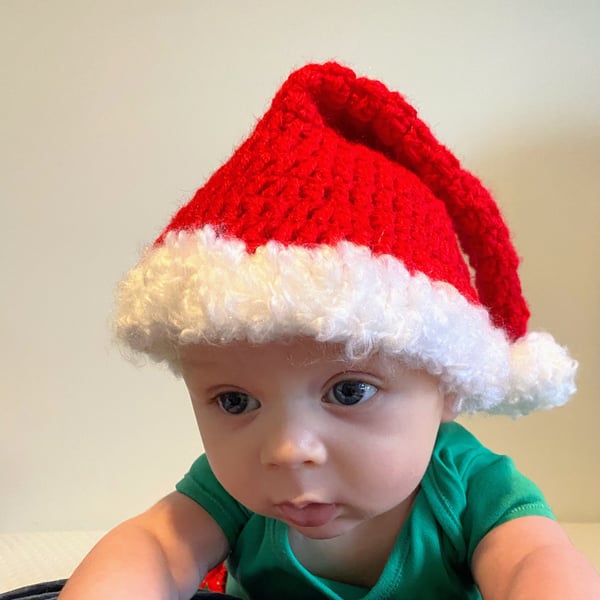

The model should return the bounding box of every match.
[115,62,576,416]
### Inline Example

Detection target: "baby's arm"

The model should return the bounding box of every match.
[58,491,229,600]
[472,516,600,599]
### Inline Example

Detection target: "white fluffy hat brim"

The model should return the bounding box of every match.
[115,226,577,416]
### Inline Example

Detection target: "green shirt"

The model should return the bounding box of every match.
[176,422,554,599]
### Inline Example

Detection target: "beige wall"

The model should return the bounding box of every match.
[1,1,598,531]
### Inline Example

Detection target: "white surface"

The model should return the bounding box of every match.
[0,531,105,593]
[0,525,598,593]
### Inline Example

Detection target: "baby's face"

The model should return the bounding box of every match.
[179,338,455,540]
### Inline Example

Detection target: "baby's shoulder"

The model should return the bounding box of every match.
[430,422,502,478]
[420,422,554,564]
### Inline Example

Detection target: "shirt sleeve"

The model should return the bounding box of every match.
[424,423,556,566]
[176,454,252,548]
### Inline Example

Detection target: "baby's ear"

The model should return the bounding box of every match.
[441,394,459,422]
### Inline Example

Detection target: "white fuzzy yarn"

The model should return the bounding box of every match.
[114,226,576,416]
[499,332,578,416]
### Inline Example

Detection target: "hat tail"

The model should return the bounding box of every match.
[287,63,529,340]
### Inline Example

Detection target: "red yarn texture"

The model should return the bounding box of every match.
[199,562,227,592]
[156,62,529,341]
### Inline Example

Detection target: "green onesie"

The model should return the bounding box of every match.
[177,422,554,599]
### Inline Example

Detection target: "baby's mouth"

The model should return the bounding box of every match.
[274,502,340,528]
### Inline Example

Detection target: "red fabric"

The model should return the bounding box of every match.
[156,62,529,341]
[199,562,227,593]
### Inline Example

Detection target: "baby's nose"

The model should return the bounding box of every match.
[259,420,327,468]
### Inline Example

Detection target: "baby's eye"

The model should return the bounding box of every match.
[216,392,260,415]
[325,381,378,406]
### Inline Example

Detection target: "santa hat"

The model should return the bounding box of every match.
[115,62,576,416]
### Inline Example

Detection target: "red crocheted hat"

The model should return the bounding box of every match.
[115,62,576,416]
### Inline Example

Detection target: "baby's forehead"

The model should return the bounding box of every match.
[177,337,412,377]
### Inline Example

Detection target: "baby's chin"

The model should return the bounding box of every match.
[286,517,361,540]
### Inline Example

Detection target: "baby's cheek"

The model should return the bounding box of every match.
[358,444,428,493]
[209,452,254,496]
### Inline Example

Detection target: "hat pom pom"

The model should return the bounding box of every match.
[496,332,577,417]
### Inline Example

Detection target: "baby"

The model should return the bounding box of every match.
[58,62,599,599]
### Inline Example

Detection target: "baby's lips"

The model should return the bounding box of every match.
[275,502,340,528]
